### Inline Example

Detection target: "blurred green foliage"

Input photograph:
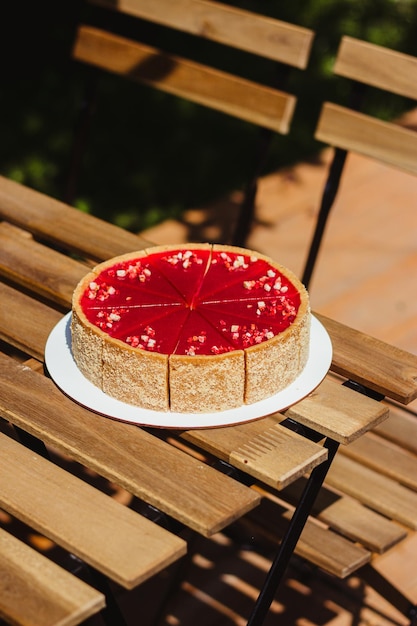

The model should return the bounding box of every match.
[2,0,416,231]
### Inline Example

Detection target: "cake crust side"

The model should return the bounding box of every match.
[244,280,311,404]
[102,337,169,412]
[214,244,311,405]
[169,350,245,413]
[71,274,104,389]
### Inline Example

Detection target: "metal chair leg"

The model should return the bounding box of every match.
[247,437,340,626]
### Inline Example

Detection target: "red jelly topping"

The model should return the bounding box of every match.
[80,248,301,355]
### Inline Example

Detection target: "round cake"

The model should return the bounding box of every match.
[71,244,311,413]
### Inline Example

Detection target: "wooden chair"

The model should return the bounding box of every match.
[66,0,314,246]
[2,174,417,624]
[301,35,417,289]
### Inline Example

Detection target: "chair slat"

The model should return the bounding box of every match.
[0,527,105,626]
[73,26,296,133]
[0,432,186,589]
[340,431,417,491]
[285,377,389,444]
[315,103,417,175]
[375,405,417,456]
[240,497,371,578]
[334,35,417,100]
[293,511,371,578]
[316,312,417,405]
[0,282,62,360]
[0,175,147,261]
[0,222,87,308]
[326,454,417,530]
[282,479,407,554]
[91,0,314,68]
[183,415,327,490]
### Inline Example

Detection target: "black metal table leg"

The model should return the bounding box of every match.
[247,437,340,626]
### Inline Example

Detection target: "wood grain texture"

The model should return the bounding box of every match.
[0,432,186,589]
[0,527,105,626]
[315,497,406,555]
[316,312,417,404]
[0,175,148,261]
[282,479,407,554]
[91,0,314,68]
[292,511,371,578]
[326,454,417,530]
[340,431,417,491]
[334,36,417,100]
[0,222,87,308]
[285,377,389,444]
[73,26,296,134]
[0,282,62,359]
[241,496,371,578]
[0,353,260,537]
[183,415,327,489]
[315,103,417,175]
[375,405,417,455]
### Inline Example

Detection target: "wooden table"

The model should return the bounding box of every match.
[0,175,416,626]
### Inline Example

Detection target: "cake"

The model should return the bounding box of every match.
[71,244,311,413]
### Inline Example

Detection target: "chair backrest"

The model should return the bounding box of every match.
[68,0,314,246]
[302,35,417,288]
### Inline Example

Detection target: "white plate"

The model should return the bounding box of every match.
[45,313,332,429]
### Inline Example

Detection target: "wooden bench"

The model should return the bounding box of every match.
[68,0,314,246]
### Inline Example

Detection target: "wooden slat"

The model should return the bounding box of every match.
[340,431,417,491]
[0,527,105,626]
[282,479,407,554]
[326,454,417,530]
[183,414,327,489]
[315,103,417,175]
[292,511,371,578]
[375,404,417,455]
[73,26,296,134]
[0,222,87,308]
[91,0,314,68]
[285,377,389,444]
[316,312,417,405]
[316,497,407,556]
[0,282,62,360]
[240,496,371,578]
[0,175,148,261]
[0,352,260,537]
[334,36,417,100]
[0,432,186,589]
